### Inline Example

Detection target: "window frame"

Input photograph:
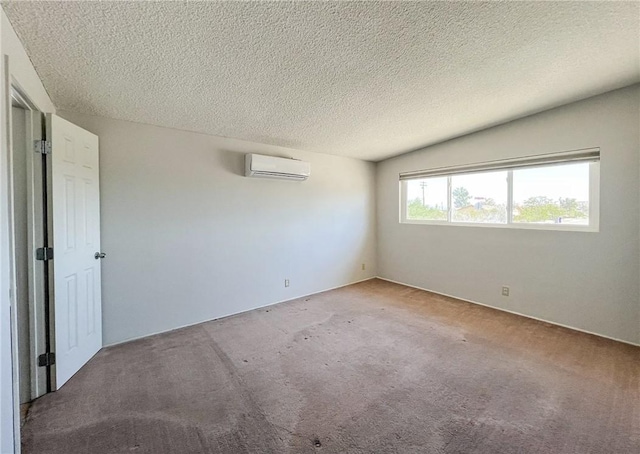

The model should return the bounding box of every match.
[399,161,600,232]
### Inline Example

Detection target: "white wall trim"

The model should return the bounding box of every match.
[104,277,376,348]
[376,276,640,348]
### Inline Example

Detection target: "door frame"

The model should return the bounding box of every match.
[10,83,49,401]
[4,55,50,452]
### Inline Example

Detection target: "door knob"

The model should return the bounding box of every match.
[94,252,106,259]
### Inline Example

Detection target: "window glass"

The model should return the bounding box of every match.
[451,171,508,224]
[512,163,589,225]
[406,177,448,221]
[399,159,597,231]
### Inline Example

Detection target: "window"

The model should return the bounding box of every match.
[451,171,508,224]
[400,149,599,231]
[512,163,590,226]
[405,177,448,221]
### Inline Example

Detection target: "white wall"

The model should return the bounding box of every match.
[58,112,378,346]
[1,8,56,453]
[377,85,640,345]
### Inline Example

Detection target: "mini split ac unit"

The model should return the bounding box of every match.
[245,154,311,181]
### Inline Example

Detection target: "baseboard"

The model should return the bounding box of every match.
[104,276,377,348]
[375,276,640,348]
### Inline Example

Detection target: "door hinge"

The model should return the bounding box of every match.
[36,247,54,261]
[34,140,52,154]
[38,352,56,367]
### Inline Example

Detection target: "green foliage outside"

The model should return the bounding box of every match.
[452,187,470,209]
[452,204,507,223]
[407,198,447,220]
[408,190,588,224]
[514,196,588,223]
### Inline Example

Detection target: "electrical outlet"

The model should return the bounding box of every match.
[501,286,510,297]
[362,263,366,271]
[285,279,290,288]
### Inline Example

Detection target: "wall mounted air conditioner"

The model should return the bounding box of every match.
[245,154,311,181]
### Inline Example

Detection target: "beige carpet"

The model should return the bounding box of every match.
[22,279,640,453]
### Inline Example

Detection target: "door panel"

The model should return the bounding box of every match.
[49,114,101,388]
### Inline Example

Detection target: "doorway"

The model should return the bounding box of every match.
[9,93,104,430]
[9,86,48,426]
[12,101,29,418]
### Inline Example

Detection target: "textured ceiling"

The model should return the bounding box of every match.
[3,1,639,161]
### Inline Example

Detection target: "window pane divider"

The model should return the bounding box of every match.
[447,176,452,223]
[507,170,514,225]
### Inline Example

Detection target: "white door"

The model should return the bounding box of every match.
[49,114,102,388]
